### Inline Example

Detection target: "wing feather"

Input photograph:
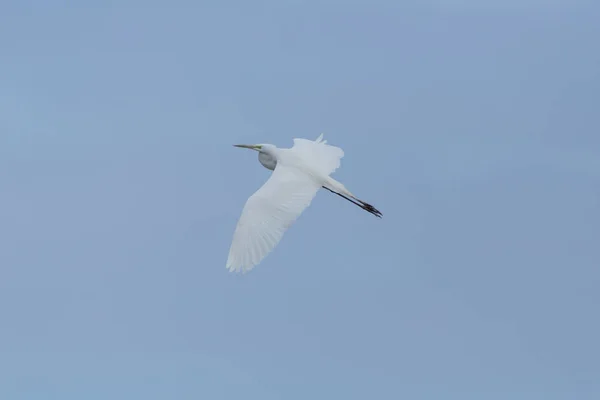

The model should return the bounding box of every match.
[291,134,344,176]
[226,165,321,273]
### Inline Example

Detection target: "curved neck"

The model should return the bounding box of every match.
[258,152,277,170]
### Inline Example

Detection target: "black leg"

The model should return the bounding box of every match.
[322,186,382,218]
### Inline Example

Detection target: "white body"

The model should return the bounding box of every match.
[226,134,355,273]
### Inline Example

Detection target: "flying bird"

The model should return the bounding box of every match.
[226,134,382,273]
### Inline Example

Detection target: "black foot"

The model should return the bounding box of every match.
[359,201,383,218]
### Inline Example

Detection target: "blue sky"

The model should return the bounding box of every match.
[1,1,599,399]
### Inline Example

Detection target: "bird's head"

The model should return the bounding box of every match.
[234,143,277,171]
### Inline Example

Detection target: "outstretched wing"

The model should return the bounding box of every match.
[226,165,322,273]
[291,133,345,176]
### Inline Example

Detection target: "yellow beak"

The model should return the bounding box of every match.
[233,144,261,151]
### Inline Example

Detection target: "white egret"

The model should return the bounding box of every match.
[226,134,382,273]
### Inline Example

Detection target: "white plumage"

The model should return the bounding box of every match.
[226,165,321,271]
[226,134,381,273]
[290,133,344,175]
